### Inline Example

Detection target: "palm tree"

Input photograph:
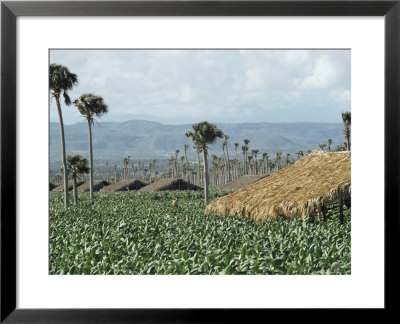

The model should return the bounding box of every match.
[185,121,223,204]
[243,139,250,174]
[252,149,259,174]
[194,145,202,186]
[284,153,291,167]
[183,144,189,181]
[105,160,109,182]
[74,93,108,200]
[174,150,180,177]
[319,143,327,151]
[49,64,78,207]
[275,152,282,171]
[327,139,332,152]
[334,144,346,152]
[223,135,231,182]
[233,142,240,178]
[295,150,304,161]
[67,154,89,207]
[341,112,351,151]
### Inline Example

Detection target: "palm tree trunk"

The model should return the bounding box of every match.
[55,97,69,207]
[87,120,94,200]
[72,177,78,207]
[106,161,109,182]
[344,128,350,151]
[202,149,209,205]
[197,152,201,186]
[226,148,231,182]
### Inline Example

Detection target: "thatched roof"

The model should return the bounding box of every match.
[205,151,351,221]
[52,180,84,192]
[99,180,146,192]
[49,183,57,191]
[222,174,269,191]
[77,180,110,192]
[139,178,202,192]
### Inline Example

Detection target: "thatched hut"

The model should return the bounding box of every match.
[139,178,202,192]
[49,183,57,191]
[99,180,146,192]
[77,180,110,192]
[205,151,351,222]
[52,180,84,192]
[222,174,269,191]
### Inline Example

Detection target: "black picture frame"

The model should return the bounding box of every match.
[1,0,399,322]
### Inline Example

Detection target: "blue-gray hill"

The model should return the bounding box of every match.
[50,120,344,161]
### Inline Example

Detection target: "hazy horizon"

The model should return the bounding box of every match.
[51,117,343,127]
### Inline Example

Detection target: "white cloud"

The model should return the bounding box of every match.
[50,49,350,124]
[179,86,194,103]
[294,55,340,89]
[329,89,351,103]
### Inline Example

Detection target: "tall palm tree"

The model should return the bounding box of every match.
[234,143,239,161]
[173,150,179,177]
[183,144,189,180]
[186,121,223,204]
[233,142,240,178]
[284,153,291,167]
[341,111,351,151]
[243,139,250,174]
[223,135,231,182]
[194,145,202,186]
[275,152,282,171]
[49,63,78,207]
[73,93,108,200]
[67,154,89,207]
[105,160,109,182]
[252,149,259,174]
[327,139,332,152]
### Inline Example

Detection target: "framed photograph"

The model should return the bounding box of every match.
[1,0,398,322]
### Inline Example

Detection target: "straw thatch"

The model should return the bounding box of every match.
[49,183,57,191]
[205,151,351,221]
[52,180,84,192]
[77,180,110,192]
[222,174,269,191]
[139,178,202,192]
[99,180,146,192]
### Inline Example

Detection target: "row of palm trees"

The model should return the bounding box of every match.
[181,114,350,204]
[51,110,351,207]
[50,64,108,207]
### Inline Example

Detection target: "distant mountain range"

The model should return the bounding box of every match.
[50,120,345,162]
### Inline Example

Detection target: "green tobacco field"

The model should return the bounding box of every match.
[49,189,351,275]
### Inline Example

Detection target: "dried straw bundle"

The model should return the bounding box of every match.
[205,151,351,221]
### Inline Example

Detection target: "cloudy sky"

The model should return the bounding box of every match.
[50,49,350,125]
